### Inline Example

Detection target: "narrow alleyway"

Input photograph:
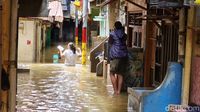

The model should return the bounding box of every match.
[16,64,128,112]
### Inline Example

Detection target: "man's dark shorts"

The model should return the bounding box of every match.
[110,57,128,75]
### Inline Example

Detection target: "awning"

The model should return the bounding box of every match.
[125,0,147,10]
[97,0,147,10]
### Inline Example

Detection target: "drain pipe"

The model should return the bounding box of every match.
[8,0,18,111]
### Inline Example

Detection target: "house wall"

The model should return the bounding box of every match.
[127,0,146,12]
[100,0,127,37]
[127,0,147,48]
[18,18,47,62]
[190,57,200,105]
[18,18,43,63]
[36,21,42,62]
[109,0,127,29]
[119,0,126,26]
[42,23,48,50]
[109,0,119,30]
[192,7,200,57]
[18,19,35,62]
[189,7,200,105]
[126,0,149,86]
[99,5,109,37]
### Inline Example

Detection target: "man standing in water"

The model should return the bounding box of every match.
[108,21,128,95]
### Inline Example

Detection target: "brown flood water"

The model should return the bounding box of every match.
[16,64,128,112]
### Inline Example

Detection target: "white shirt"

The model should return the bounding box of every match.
[63,49,77,66]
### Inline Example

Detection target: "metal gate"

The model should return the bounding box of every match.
[154,23,179,85]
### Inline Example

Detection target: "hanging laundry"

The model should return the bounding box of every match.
[48,0,64,22]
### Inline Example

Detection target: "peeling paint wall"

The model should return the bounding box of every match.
[189,7,200,106]
[18,20,36,62]
[18,19,43,63]
[190,57,200,105]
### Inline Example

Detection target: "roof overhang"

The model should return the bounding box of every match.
[18,0,49,17]
[96,0,113,7]
[125,0,147,10]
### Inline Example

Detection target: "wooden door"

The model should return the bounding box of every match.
[153,23,179,85]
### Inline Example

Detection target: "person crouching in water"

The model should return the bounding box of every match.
[59,42,81,66]
[109,21,128,95]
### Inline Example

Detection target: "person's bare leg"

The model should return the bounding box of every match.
[110,73,118,94]
[116,74,123,95]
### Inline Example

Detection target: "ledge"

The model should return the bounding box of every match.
[96,0,112,7]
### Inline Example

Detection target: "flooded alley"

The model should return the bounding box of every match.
[16,64,128,112]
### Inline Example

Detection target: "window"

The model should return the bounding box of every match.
[133,32,142,48]
[128,12,143,48]
[129,13,142,26]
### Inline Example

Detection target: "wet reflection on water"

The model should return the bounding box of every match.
[17,64,128,112]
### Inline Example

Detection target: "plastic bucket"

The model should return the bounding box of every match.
[53,54,59,63]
